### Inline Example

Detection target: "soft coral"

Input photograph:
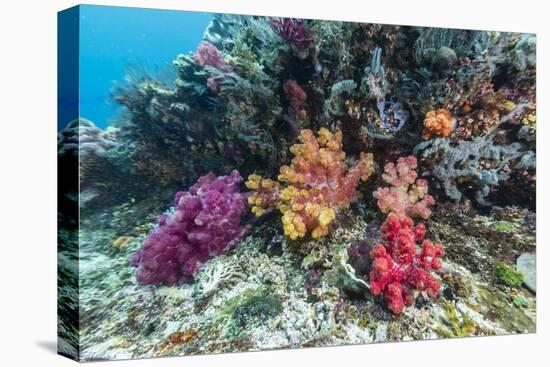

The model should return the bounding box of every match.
[369,214,444,314]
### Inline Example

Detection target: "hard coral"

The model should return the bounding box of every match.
[130,170,250,285]
[373,156,435,219]
[246,128,375,240]
[370,214,444,314]
[422,109,455,140]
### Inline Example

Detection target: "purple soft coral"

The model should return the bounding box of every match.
[130,170,250,285]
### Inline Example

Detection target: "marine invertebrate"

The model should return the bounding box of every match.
[376,99,410,133]
[130,170,250,285]
[246,128,375,240]
[422,109,455,140]
[269,17,315,60]
[193,40,230,71]
[283,79,307,117]
[193,40,232,91]
[195,260,246,298]
[373,156,435,220]
[369,214,444,314]
[324,80,357,117]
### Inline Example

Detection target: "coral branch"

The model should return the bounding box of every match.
[283,79,307,117]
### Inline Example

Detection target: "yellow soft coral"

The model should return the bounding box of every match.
[246,128,374,240]
[245,175,280,217]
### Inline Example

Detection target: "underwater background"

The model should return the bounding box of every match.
[58,5,536,362]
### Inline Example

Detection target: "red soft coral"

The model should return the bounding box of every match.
[283,79,307,117]
[369,214,444,314]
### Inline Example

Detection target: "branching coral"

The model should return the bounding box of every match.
[246,128,374,240]
[130,170,250,285]
[373,156,435,219]
[369,214,444,314]
[422,109,455,140]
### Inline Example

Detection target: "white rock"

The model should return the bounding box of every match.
[516,252,536,293]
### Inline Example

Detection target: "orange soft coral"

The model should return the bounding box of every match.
[246,128,374,240]
[422,109,455,140]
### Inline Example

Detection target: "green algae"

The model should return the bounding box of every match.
[494,261,524,287]
[491,221,517,233]
[232,294,283,327]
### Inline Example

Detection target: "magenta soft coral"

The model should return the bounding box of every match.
[130,170,250,285]
[369,214,444,314]
[283,80,307,117]
[373,156,435,219]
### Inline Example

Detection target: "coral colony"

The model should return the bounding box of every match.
[130,171,250,285]
[369,214,444,314]
[371,156,443,314]
[59,10,536,361]
[246,128,374,240]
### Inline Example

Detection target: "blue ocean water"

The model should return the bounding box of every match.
[79,5,212,129]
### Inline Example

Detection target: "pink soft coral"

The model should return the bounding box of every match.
[369,214,444,314]
[373,156,435,219]
[193,41,231,91]
[193,41,228,70]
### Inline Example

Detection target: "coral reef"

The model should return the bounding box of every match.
[369,214,444,314]
[246,128,374,239]
[373,156,435,219]
[68,14,537,362]
[130,170,250,285]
